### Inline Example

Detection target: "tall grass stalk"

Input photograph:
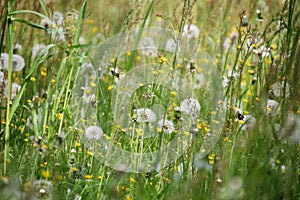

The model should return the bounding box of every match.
[3,0,15,176]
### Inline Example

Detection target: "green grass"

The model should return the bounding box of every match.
[0,0,299,199]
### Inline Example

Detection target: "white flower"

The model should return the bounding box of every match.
[183,24,200,39]
[265,99,280,116]
[136,108,156,123]
[0,53,25,71]
[85,126,103,140]
[241,115,256,131]
[158,119,175,134]
[272,81,290,97]
[180,98,201,115]
[165,38,180,53]
[4,82,21,99]
[32,43,46,58]
[138,37,158,57]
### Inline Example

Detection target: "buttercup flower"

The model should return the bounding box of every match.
[183,24,200,39]
[136,108,157,123]
[138,37,158,57]
[180,98,201,115]
[85,125,103,140]
[272,81,290,97]
[158,119,175,134]
[0,53,25,71]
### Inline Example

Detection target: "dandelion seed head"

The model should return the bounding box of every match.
[265,99,280,116]
[40,18,52,29]
[136,108,156,123]
[85,125,103,140]
[32,43,46,58]
[0,53,25,71]
[272,81,290,97]
[158,119,175,134]
[241,115,256,131]
[4,82,21,100]
[183,24,200,39]
[52,11,64,26]
[138,37,158,57]
[279,114,300,143]
[165,38,180,53]
[180,98,201,116]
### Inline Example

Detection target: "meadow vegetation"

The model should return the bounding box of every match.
[0,0,299,199]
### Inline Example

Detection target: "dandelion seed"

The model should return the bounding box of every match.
[180,98,201,116]
[158,119,175,134]
[183,24,200,39]
[138,37,158,57]
[136,108,156,123]
[272,81,290,97]
[85,125,103,140]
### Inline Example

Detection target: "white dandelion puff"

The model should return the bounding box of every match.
[265,99,280,116]
[158,119,175,134]
[165,38,180,53]
[180,98,201,115]
[272,81,290,97]
[183,24,200,39]
[40,18,52,29]
[32,43,47,58]
[241,115,256,131]
[138,37,158,57]
[279,114,300,143]
[52,11,64,26]
[1,53,25,71]
[85,126,103,140]
[4,82,21,100]
[136,108,157,123]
